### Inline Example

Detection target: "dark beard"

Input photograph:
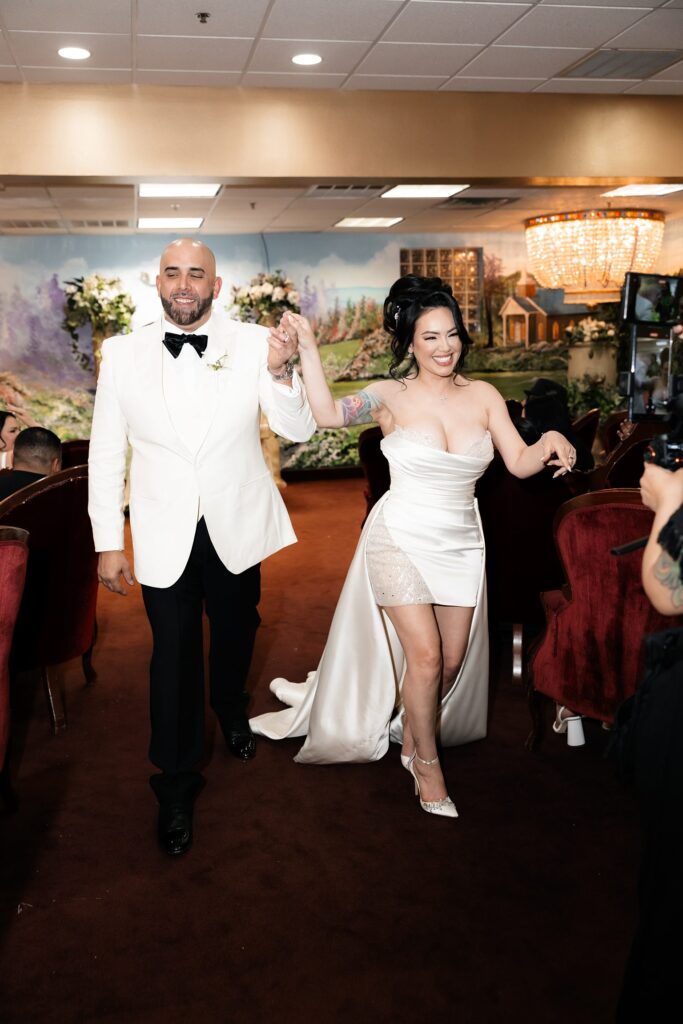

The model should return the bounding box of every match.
[161,293,213,327]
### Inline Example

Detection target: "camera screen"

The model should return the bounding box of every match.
[623,272,683,327]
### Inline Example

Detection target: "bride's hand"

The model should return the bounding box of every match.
[281,311,317,353]
[540,430,576,477]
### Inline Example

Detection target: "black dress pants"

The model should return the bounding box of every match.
[141,517,261,775]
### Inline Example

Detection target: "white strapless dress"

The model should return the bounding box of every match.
[250,427,494,763]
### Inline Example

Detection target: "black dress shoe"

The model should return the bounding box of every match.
[150,771,204,856]
[158,805,193,856]
[225,717,256,761]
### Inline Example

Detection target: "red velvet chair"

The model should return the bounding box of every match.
[60,438,90,469]
[476,453,588,679]
[527,489,676,748]
[0,466,98,733]
[0,526,29,807]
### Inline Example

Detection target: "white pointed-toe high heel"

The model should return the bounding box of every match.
[408,753,458,819]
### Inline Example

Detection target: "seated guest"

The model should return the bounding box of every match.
[0,428,62,500]
[0,411,20,470]
[512,379,594,472]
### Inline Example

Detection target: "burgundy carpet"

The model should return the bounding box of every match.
[0,478,638,1023]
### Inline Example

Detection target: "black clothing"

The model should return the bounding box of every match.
[141,516,261,775]
[0,469,43,501]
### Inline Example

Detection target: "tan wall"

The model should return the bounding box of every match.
[1,84,682,182]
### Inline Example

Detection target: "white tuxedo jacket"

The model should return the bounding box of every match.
[88,313,316,587]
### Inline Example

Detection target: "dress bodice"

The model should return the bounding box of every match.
[380,425,493,508]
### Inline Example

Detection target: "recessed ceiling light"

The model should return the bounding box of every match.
[137,217,204,230]
[139,184,221,198]
[58,46,91,61]
[292,53,322,66]
[381,185,470,199]
[602,184,683,197]
[335,217,403,229]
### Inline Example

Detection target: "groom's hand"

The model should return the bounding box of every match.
[98,551,135,596]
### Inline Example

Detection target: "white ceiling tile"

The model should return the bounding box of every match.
[358,42,482,76]
[1,0,131,32]
[0,36,15,63]
[262,0,403,40]
[0,67,21,81]
[135,69,243,86]
[652,57,683,78]
[216,188,304,202]
[458,45,590,77]
[242,71,348,88]
[534,77,632,91]
[344,74,450,89]
[137,35,252,71]
[608,10,683,47]
[138,198,215,215]
[541,0,661,5]
[22,67,132,83]
[248,38,370,73]
[0,188,52,208]
[137,0,271,37]
[49,187,134,204]
[9,32,132,69]
[497,7,649,47]
[441,76,546,90]
[624,77,683,91]
[384,2,532,46]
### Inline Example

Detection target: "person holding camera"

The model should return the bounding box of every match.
[617,459,683,1020]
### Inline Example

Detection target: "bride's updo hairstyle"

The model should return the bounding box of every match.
[384,275,472,381]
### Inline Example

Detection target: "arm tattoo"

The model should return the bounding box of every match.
[654,550,683,609]
[340,389,382,426]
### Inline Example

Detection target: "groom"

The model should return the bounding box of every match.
[88,239,315,855]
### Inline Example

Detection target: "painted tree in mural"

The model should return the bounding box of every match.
[482,254,506,348]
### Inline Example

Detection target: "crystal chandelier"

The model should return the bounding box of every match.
[525,209,665,305]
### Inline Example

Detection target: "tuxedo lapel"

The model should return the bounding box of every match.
[134,318,195,461]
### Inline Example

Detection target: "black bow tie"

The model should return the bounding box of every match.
[163,331,208,359]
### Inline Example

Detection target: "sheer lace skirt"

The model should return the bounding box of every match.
[365,507,434,607]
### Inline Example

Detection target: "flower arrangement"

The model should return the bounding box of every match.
[62,274,135,372]
[567,317,617,346]
[230,270,300,325]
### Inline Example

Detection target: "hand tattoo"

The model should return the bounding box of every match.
[654,551,683,609]
[340,389,382,426]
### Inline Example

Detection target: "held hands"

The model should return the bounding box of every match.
[640,463,683,514]
[278,312,317,353]
[98,551,135,596]
[539,430,577,477]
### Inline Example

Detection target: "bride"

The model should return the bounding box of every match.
[251,276,575,818]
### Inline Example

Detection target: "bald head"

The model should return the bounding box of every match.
[157,238,222,329]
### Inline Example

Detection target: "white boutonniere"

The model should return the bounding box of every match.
[207,353,229,372]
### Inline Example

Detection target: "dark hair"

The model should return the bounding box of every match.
[0,411,17,450]
[383,275,472,381]
[13,427,62,466]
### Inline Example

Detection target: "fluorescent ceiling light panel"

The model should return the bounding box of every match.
[58,47,90,60]
[137,217,204,229]
[382,185,469,199]
[292,53,322,66]
[335,217,403,228]
[602,185,683,197]
[139,184,221,198]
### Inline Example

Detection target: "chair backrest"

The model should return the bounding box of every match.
[0,527,29,764]
[60,439,90,470]
[571,407,600,453]
[604,437,652,488]
[598,409,628,457]
[475,453,586,625]
[0,466,98,670]
[357,426,389,522]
